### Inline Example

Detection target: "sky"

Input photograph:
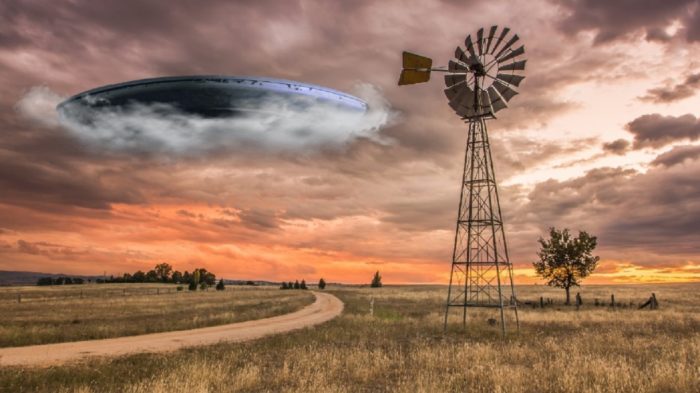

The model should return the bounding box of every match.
[1,0,699,284]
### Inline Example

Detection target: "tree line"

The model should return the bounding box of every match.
[36,263,219,288]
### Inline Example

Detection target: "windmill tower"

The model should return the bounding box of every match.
[398,26,524,335]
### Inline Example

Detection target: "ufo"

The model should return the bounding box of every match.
[57,75,368,121]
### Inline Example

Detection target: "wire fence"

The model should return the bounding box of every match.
[0,285,201,304]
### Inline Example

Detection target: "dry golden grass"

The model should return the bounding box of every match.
[0,283,314,347]
[1,283,698,393]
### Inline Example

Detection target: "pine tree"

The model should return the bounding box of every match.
[370,271,382,288]
[318,278,326,290]
[294,280,300,289]
[300,279,307,290]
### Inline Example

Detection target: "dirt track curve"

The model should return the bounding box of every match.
[0,291,343,368]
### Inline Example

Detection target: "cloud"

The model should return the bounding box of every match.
[602,139,630,154]
[626,113,700,149]
[651,145,700,166]
[17,84,395,155]
[552,0,699,44]
[639,73,700,103]
[505,152,700,263]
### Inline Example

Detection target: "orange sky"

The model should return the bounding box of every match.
[1,0,699,284]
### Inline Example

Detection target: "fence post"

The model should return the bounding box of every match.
[610,294,616,309]
[540,296,544,308]
[575,292,582,310]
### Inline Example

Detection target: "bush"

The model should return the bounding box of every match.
[281,282,289,290]
[199,282,208,291]
[300,280,308,290]
[188,281,197,291]
[216,279,225,291]
[176,286,184,291]
[318,278,326,290]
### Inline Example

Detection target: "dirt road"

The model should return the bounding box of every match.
[0,291,343,368]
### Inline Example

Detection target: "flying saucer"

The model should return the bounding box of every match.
[57,75,368,121]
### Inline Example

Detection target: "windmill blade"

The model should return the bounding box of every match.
[496,73,525,87]
[465,35,477,58]
[448,59,469,72]
[444,82,468,101]
[476,27,484,55]
[498,45,525,63]
[455,46,470,64]
[494,34,519,59]
[445,73,466,87]
[499,59,527,71]
[493,80,519,101]
[453,89,476,117]
[487,85,508,112]
[490,27,510,54]
[484,25,498,54]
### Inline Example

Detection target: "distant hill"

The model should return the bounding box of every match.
[0,271,102,286]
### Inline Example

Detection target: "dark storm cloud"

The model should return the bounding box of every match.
[553,0,700,44]
[506,154,700,262]
[626,113,700,148]
[651,145,700,166]
[639,73,700,103]
[602,139,630,155]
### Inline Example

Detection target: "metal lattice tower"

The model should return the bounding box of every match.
[398,25,524,334]
[444,115,519,334]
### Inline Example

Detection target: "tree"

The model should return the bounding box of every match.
[154,263,173,283]
[145,270,158,282]
[133,270,146,282]
[281,282,289,290]
[193,269,201,286]
[216,279,225,291]
[195,268,216,286]
[300,280,307,290]
[171,271,183,284]
[318,278,326,290]
[533,227,600,305]
[370,271,382,288]
[294,280,300,289]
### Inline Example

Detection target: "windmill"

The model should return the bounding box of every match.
[398,26,524,335]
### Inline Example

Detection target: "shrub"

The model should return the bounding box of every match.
[176,286,184,291]
[318,278,326,290]
[216,279,225,291]
[300,280,308,290]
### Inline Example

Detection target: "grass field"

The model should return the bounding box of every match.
[1,283,698,392]
[0,284,315,347]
